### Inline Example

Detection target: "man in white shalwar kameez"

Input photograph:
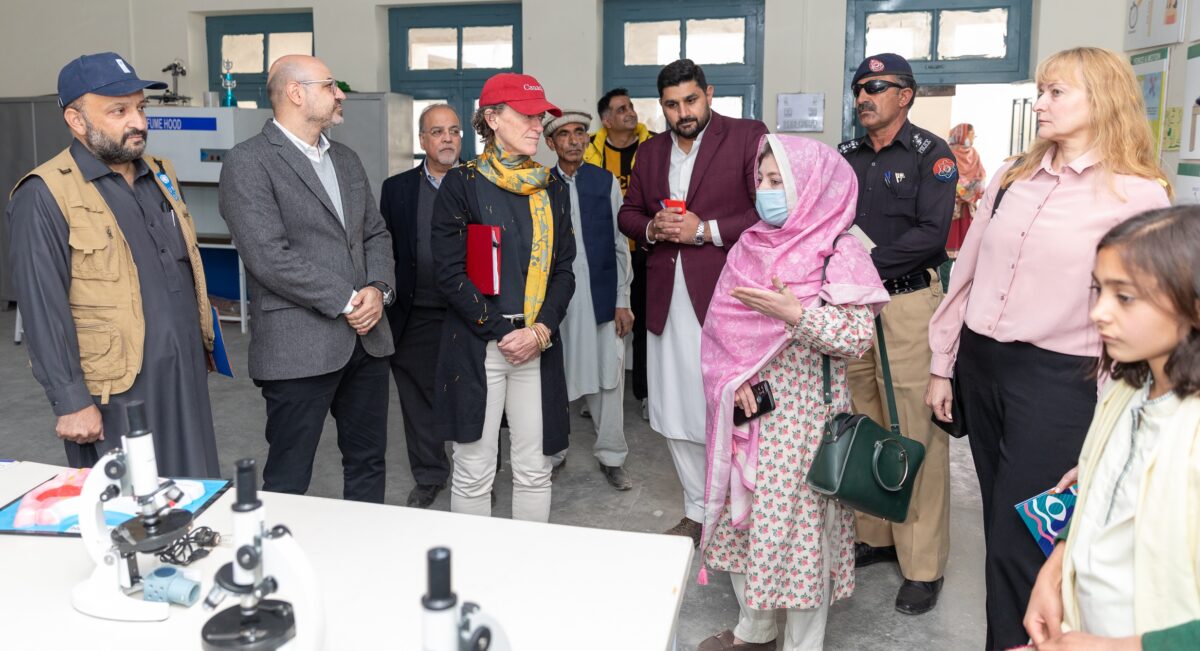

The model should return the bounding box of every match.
[615,59,770,545]
[544,110,635,489]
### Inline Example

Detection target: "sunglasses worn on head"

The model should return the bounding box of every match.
[852,79,906,96]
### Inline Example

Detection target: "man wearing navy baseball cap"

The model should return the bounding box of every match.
[6,52,220,477]
[838,52,956,616]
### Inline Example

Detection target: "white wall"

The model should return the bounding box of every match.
[1032,0,1127,64]
[0,0,1136,151]
[762,0,841,144]
[0,0,132,97]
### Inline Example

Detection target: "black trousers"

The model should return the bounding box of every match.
[630,246,648,400]
[258,339,390,503]
[956,327,1097,650]
[390,308,450,486]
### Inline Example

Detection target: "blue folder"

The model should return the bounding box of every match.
[211,305,233,377]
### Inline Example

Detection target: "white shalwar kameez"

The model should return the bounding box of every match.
[557,166,632,467]
[648,127,723,523]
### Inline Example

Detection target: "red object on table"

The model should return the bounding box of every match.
[466,224,502,295]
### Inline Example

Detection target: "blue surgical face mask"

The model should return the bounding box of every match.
[755,189,789,227]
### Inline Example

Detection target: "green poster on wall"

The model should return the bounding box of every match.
[1131,46,1171,156]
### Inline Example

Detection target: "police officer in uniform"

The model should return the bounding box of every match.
[838,53,956,615]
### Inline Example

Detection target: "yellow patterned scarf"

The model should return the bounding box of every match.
[474,144,554,324]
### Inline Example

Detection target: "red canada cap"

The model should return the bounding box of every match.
[478,73,561,117]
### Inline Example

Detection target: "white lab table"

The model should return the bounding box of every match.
[0,461,693,650]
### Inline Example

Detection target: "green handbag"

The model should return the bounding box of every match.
[805,315,926,523]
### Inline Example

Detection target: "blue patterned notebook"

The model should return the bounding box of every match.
[1014,484,1078,557]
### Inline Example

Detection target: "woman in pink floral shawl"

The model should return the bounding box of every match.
[696,135,888,651]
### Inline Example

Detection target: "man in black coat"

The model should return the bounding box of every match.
[379,103,463,508]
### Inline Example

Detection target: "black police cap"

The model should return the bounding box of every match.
[852,53,914,86]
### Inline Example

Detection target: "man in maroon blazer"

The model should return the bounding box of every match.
[617,59,768,545]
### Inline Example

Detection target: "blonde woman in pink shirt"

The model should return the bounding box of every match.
[923,47,1171,650]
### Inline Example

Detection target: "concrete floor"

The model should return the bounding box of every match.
[0,305,986,649]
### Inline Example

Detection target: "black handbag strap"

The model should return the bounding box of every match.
[992,183,1009,214]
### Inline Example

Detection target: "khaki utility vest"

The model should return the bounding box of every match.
[14,148,214,402]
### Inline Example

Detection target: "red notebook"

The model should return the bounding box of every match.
[466,224,501,295]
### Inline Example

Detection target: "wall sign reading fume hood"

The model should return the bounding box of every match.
[146,116,218,131]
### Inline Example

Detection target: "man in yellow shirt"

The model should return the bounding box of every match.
[584,88,653,193]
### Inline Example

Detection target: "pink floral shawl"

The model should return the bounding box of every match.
[698,135,889,571]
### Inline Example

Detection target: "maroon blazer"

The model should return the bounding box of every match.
[618,111,768,335]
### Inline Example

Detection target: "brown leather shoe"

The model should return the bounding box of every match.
[663,517,702,547]
[697,630,777,651]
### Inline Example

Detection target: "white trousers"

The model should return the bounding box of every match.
[730,502,836,651]
[667,438,707,522]
[450,342,551,522]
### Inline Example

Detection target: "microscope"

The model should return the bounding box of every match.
[201,459,323,651]
[422,547,511,651]
[147,59,192,105]
[71,400,196,621]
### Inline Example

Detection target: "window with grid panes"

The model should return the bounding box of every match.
[603,0,764,129]
[206,13,314,108]
[389,4,521,162]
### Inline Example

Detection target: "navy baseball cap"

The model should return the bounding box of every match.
[852,53,914,86]
[57,52,167,108]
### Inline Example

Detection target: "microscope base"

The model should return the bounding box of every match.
[71,564,168,622]
[201,600,296,651]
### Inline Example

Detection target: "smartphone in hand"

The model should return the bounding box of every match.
[733,380,776,426]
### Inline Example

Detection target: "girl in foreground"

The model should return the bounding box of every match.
[1024,206,1200,650]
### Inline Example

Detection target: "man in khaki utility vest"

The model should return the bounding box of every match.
[6,52,219,477]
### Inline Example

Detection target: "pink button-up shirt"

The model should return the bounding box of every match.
[929,148,1169,377]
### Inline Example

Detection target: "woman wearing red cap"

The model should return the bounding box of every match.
[429,73,575,522]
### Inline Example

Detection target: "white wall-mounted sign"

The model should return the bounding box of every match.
[776,93,824,133]
[1125,0,1187,50]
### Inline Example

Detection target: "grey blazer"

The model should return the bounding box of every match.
[219,121,395,381]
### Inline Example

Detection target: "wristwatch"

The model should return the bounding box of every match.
[367,281,395,307]
[693,220,706,246]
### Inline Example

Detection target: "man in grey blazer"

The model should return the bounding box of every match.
[219,55,396,503]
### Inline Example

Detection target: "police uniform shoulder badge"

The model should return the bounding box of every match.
[837,139,860,155]
[911,131,933,155]
[933,157,958,182]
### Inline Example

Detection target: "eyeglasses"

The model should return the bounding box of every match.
[423,127,463,138]
[296,78,337,92]
[852,79,906,96]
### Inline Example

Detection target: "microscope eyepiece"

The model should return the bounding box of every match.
[422,547,457,611]
[233,458,262,511]
[125,400,149,437]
